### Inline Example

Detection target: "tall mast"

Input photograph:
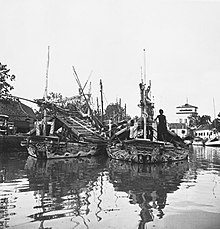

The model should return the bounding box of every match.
[44,46,50,100]
[143,49,147,138]
[143,49,146,84]
[213,97,217,132]
[100,79,104,124]
[96,97,100,117]
[124,103,127,119]
[213,98,216,120]
[43,46,50,136]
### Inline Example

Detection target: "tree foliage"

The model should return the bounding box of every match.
[47,92,66,107]
[199,115,211,125]
[188,114,200,127]
[0,62,15,97]
[46,92,88,113]
[212,112,220,132]
[104,102,128,121]
[188,114,211,127]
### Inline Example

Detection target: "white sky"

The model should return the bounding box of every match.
[1,0,220,122]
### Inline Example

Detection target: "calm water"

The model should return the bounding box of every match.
[0,146,220,229]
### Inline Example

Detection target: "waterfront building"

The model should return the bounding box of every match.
[193,124,215,140]
[168,102,198,138]
[176,103,198,125]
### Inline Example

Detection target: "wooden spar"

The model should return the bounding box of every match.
[82,70,93,91]
[12,96,38,104]
[124,103,126,118]
[213,98,216,120]
[43,46,50,136]
[100,79,104,124]
[143,49,147,139]
[143,49,146,84]
[213,98,218,133]
[72,66,103,128]
[44,46,50,100]
[72,66,93,115]
[119,98,122,121]
[96,97,100,117]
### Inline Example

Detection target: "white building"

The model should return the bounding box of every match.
[176,103,198,126]
[168,123,187,138]
[168,102,198,138]
[194,124,216,140]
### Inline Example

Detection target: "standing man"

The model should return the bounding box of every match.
[154,109,167,141]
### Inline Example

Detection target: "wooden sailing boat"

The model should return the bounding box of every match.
[106,50,189,164]
[25,109,107,159]
[23,49,107,159]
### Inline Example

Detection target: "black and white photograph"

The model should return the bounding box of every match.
[0,0,220,228]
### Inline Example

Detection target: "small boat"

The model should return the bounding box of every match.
[22,105,107,160]
[25,135,105,159]
[205,136,220,147]
[192,137,206,146]
[106,78,189,164]
[107,138,189,164]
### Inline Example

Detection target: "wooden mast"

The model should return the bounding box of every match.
[96,97,100,117]
[100,79,104,124]
[143,49,147,139]
[43,46,50,136]
[72,66,103,128]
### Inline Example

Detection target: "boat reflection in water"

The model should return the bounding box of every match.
[25,155,108,228]
[1,145,219,228]
[24,155,190,229]
[107,159,189,228]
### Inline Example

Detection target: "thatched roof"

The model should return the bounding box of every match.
[0,99,36,121]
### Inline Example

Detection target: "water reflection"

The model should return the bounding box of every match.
[0,156,28,229]
[107,159,189,228]
[193,146,220,165]
[0,146,220,229]
[25,156,107,228]
[24,156,191,229]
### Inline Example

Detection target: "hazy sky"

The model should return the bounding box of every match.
[1,0,220,122]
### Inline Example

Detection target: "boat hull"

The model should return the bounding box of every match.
[205,140,220,147]
[24,136,106,159]
[107,139,189,164]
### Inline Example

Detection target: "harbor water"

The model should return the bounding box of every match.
[0,146,220,229]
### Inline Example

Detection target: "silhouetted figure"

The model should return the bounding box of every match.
[155,109,167,141]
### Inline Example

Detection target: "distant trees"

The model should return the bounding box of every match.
[46,92,90,114]
[187,113,220,132]
[104,102,129,122]
[47,92,66,107]
[199,115,211,125]
[188,114,211,127]
[212,112,220,132]
[0,62,15,98]
[188,114,200,127]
